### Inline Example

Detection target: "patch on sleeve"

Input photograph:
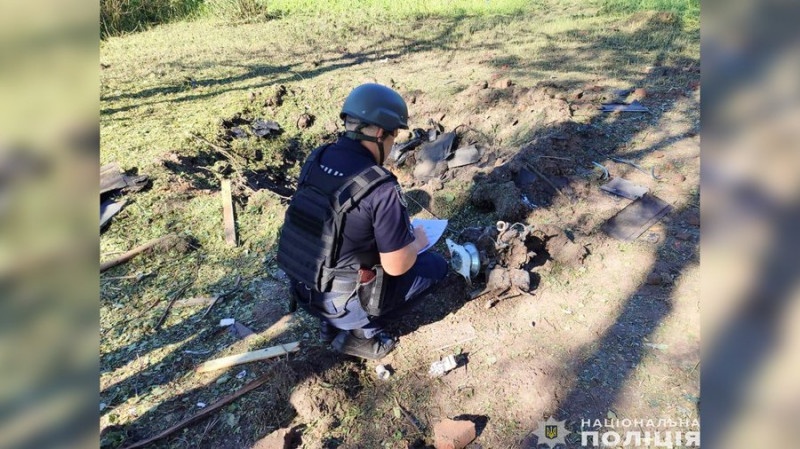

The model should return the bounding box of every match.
[394,184,408,208]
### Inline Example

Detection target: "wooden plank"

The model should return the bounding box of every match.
[195,342,300,373]
[221,179,237,246]
[121,371,274,449]
[100,162,127,194]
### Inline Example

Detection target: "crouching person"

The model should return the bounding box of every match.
[276,83,448,359]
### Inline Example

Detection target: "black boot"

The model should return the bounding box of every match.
[331,330,397,360]
[319,321,337,344]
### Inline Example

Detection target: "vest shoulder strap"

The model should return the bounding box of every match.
[333,165,393,213]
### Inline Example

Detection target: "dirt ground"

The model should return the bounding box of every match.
[100,5,699,448]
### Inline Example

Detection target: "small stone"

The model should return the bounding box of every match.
[434,418,477,449]
[646,232,660,244]
[530,321,536,327]
[671,173,686,183]
[252,428,297,449]
[297,113,315,129]
[646,273,663,285]
[493,78,512,89]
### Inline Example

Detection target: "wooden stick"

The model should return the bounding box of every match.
[525,163,565,198]
[393,396,424,434]
[100,234,177,272]
[195,342,300,373]
[121,371,274,449]
[153,282,191,331]
[436,335,478,351]
[198,276,241,320]
[537,155,572,161]
[221,179,237,246]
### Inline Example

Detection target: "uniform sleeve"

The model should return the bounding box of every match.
[370,182,415,253]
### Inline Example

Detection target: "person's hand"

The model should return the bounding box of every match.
[413,225,429,251]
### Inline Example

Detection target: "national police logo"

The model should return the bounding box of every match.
[394,184,408,208]
[531,417,568,448]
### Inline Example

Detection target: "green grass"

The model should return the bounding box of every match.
[207,0,536,18]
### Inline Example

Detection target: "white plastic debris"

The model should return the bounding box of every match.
[219,318,235,327]
[375,364,391,380]
[100,402,107,412]
[428,354,458,377]
[236,370,247,380]
[196,402,206,408]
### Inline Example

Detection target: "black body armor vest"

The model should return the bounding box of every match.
[276,145,393,293]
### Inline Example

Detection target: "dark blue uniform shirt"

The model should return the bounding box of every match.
[319,136,415,268]
[291,136,448,337]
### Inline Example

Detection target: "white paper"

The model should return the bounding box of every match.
[411,218,448,254]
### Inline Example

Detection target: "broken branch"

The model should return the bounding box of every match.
[153,282,192,331]
[198,276,242,320]
[120,371,275,449]
[100,234,178,272]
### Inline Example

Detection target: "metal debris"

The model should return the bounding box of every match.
[609,156,662,180]
[592,161,609,180]
[375,365,391,380]
[252,119,281,138]
[600,99,650,113]
[447,144,481,169]
[600,177,649,200]
[602,194,672,241]
[429,354,458,377]
[101,199,126,229]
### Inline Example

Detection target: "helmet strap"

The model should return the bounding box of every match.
[344,125,388,165]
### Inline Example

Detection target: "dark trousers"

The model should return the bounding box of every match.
[292,251,448,338]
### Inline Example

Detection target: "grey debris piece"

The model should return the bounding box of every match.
[413,132,456,180]
[447,144,481,169]
[100,199,126,229]
[252,119,281,137]
[602,194,672,241]
[600,177,649,200]
[600,99,649,112]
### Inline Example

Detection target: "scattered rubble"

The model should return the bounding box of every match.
[264,84,287,107]
[433,418,477,449]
